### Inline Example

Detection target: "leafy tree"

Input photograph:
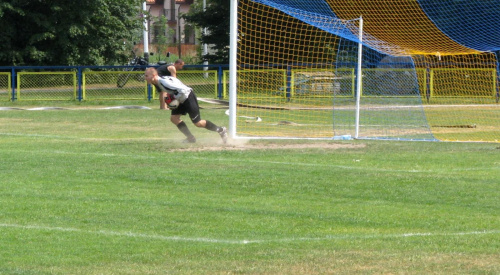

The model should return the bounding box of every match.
[182,0,230,64]
[151,14,170,62]
[0,0,143,66]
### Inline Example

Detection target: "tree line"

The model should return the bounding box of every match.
[0,0,231,66]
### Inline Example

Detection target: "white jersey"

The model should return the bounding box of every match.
[157,76,192,103]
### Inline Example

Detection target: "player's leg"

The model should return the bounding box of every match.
[194,119,228,144]
[194,119,223,132]
[192,118,227,145]
[183,92,227,143]
[171,114,196,143]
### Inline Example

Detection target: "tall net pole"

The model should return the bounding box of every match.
[142,2,149,62]
[354,16,363,139]
[228,0,238,139]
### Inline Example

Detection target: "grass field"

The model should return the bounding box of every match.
[1,102,499,274]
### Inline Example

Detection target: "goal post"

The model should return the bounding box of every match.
[354,16,363,139]
[229,0,238,139]
[229,0,499,143]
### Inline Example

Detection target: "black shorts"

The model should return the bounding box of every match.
[171,92,202,123]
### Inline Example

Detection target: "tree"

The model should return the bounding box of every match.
[182,0,230,64]
[151,14,170,62]
[0,0,143,66]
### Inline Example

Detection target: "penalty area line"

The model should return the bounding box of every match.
[0,223,498,245]
[0,223,248,245]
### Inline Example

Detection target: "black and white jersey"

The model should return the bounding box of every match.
[157,76,192,103]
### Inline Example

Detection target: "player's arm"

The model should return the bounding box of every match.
[167,65,177,78]
[159,91,168,109]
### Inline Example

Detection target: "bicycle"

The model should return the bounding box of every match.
[116,52,149,88]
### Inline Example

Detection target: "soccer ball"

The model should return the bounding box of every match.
[165,94,179,109]
[167,99,179,109]
[164,94,174,104]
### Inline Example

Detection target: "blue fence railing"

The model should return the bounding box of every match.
[0,64,229,102]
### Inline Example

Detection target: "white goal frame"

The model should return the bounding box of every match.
[228,0,363,140]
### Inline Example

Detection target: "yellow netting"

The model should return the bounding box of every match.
[414,53,499,142]
[235,0,500,142]
[328,0,480,56]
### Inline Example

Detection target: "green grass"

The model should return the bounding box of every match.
[0,103,499,274]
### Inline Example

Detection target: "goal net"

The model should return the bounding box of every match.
[229,0,500,142]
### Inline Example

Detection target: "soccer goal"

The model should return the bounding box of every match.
[228,0,500,143]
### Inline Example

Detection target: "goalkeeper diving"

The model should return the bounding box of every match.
[144,67,227,144]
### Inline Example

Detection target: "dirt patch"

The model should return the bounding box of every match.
[170,141,365,152]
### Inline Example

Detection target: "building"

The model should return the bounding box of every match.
[145,0,197,59]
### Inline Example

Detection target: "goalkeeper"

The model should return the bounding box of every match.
[144,67,227,144]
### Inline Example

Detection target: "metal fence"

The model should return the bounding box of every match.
[0,65,228,102]
[5,64,497,103]
[0,72,11,102]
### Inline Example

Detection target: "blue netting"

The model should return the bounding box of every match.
[251,0,359,41]
[254,0,500,54]
[418,0,500,52]
[250,0,334,17]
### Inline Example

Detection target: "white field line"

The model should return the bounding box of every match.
[0,132,164,140]
[0,223,498,245]
[1,147,498,173]
[0,223,244,244]
[0,132,78,139]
